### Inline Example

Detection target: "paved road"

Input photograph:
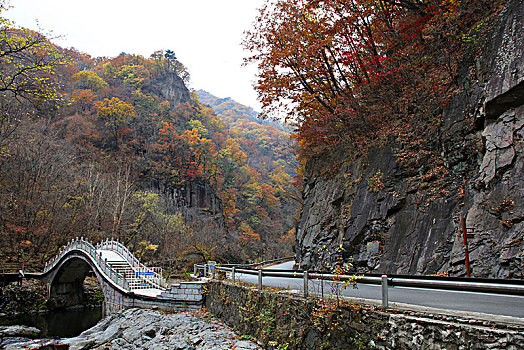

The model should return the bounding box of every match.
[263,261,295,270]
[233,262,524,319]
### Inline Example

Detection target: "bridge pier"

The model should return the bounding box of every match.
[47,280,86,309]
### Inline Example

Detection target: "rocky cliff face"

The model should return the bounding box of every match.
[145,72,191,108]
[296,0,523,278]
[149,179,226,242]
[144,72,227,243]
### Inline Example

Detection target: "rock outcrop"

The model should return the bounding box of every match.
[296,0,523,278]
[148,179,227,245]
[5,308,261,350]
[0,326,41,349]
[145,72,191,109]
[0,325,40,338]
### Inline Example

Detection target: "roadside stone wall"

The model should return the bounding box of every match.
[154,281,205,310]
[205,281,524,349]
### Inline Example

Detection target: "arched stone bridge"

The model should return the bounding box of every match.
[42,238,204,313]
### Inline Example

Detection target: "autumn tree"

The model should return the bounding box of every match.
[0,1,67,148]
[71,89,95,112]
[244,0,501,159]
[116,64,150,89]
[72,70,107,91]
[164,49,190,83]
[94,97,135,150]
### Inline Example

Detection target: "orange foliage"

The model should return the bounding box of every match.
[239,222,260,246]
[94,97,135,149]
[71,89,95,112]
[245,0,502,160]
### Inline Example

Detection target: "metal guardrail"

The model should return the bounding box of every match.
[194,263,524,308]
[221,256,295,269]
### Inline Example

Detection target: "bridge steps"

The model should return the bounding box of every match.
[105,261,133,279]
[104,257,164,292]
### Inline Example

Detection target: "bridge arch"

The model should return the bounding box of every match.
[46,253,102,309]
[43,242,129,310]
[41,238,204,314]
[42,238,164,312]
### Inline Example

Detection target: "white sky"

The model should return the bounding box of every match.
[4,0,265,110]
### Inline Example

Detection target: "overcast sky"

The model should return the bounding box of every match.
[5,0,265,110]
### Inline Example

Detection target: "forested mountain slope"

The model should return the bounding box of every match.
[196,89,300,249]
[196,90,295,174]
[197,90,289,132]
[0,9,297,269]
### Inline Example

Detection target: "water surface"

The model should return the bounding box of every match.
[0,307,103,338]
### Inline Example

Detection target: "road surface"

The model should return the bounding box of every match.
[232,261,524,319]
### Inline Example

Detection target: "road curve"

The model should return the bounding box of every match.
[232,262,524,319]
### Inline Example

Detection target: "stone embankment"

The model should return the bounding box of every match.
[5,308,261,350]
[206,281,524,349]
[0,278,102,315]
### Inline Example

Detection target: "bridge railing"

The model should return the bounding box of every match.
[96,239,168,290]
[44,237,130,291]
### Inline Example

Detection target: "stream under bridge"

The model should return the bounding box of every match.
[41,238,205,313]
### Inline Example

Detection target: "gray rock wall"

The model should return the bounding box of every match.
[144,71,191,108]
[296,0,523,278]
[147,179,227,245]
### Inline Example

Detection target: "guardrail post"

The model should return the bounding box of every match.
[232,266,236,283]
[194,264,197,276]
[381,275,388,308]
[258,270,263,291]
[304,270,309,297]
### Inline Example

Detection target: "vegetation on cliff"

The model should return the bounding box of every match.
[245,0,503,166]
[245,0,523,277]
